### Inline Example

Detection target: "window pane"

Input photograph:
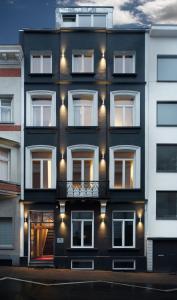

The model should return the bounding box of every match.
[113,221,122,246]
[84,160,92,181]
[0,148,9,181]
[63,15,76,22]
[158,57,177,81]
[83,106,92,126]
[73,55,82,72]
[83,54,93,72]
[73,160,81,182]
[33,106,41,126]
[30,211,43,223]
[1,107,11,122]
[72,212,93,219]
[79,15,91,27]
[157,145,177,172]
[43,160,51,188]
[114,56,123,73]
[43,55,52,73]
[32,151,52,159]
[157,103,177,125]
[43,106,51,126]
[124,221,134,246]
[31,56,41,73]
[114,151,134,159]
[94,15,106,27]
[72,221,81,246]
[125,107,133,126]
[157,191,177,220]
[125,55,134,73]
[115,161,122,188]
[113,211,134,220]
[125,160,133,188]
[32,161,40,188]
[74,106,82,126]
[115,107,123,126]
[0,161,8,181]
[0,148,9,160]
[0,218,12,245]
[84,221,92,246]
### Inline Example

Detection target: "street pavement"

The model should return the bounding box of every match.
[0,267,177,299]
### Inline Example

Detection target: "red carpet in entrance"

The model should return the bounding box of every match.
[32,256,54,261]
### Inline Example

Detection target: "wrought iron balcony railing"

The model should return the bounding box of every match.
[57,181,109,199]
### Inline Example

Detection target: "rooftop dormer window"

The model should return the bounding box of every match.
[57,7,113,29]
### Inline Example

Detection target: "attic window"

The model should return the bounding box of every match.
[62,14,76,23]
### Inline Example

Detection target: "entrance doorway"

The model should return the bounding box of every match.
[30,211,54,262]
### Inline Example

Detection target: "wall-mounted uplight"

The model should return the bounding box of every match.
[24,217,28,223]
[137,209,143,223]
[102,51,105,58]
[100,200,107,222]
[61,152,64,160]
[59,200,66,222]
[61,49,65,58]
[138,216,142,223]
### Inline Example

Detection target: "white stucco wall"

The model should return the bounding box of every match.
[146,34,177,238]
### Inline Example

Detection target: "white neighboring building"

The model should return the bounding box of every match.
[0,45,23,265]
[146,25,177,272]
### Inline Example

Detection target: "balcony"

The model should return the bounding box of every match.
[57,181,109,199]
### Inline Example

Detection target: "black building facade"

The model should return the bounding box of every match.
[20,7,146,271]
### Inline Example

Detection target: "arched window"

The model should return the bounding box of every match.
[25,145,56,189]
[68,90,98,126]
[110,91,140,127]
[109,145,141,189]
[67,145,99,197]
[26,90,56,127]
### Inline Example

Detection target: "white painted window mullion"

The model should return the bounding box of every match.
[40,160,43,188]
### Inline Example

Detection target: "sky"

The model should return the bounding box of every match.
[0,0,177,44]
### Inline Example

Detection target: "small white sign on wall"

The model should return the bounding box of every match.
[57,238,64,244]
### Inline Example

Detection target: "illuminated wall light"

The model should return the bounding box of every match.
[100,200,107,222]
[138,216,142,223]
[61,152,64,160]
[137,209,143,223]
[59,200,66,222]
[24,216,28,223]
[102,51,105,58]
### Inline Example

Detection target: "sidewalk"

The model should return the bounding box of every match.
[0,267,177,286]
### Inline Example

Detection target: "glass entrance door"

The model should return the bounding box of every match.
[30,211,54,261]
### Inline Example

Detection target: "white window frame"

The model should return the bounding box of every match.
[25,145,56,189]
[109,145,141,189]
[114,51,135,74]
[112,211,136,249]
[71,211,94,248]
[72,158,94,181]
[67,145,99,182]
[32,156,52,189]
[26,90,56,127]
[112,259,136,270]
[30,53,52,74]
[0,97,13,123]
[110,91,140,127]
[0,146,10,182]
[71,259,94,270]
[114,157,134,189]
[68,90,98,126]
[72,51,94,73]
